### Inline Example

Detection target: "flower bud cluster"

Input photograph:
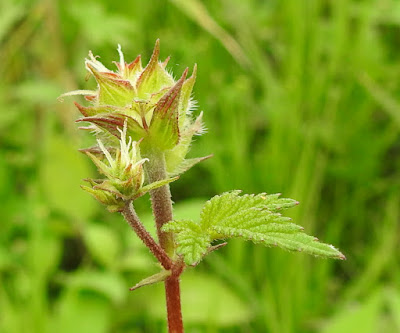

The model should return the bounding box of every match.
[62,40,207,209]
[81,122,148,211]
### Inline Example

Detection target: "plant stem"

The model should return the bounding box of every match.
[122,201,172,270]
[145,150,184,333]
[145,150,175,257]
[165,276,184,333]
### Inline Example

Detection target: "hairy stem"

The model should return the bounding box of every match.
[122,201,172,270]
[145,150,184,333]
[145,151,175,256]
[165,276,184,333]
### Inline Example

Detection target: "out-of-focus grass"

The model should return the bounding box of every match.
[0,0,399,332]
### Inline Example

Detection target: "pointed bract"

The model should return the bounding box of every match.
[81,184,124,212]
[138,40,160,84]
[161,56,170,69]
[167,155,213,177]
[86,63,135,106]
[74,102,118,117]
[165,112,206,175]
[136,40,175,99]
[148,68,188,150]
[179,64,197,127]
[77,113,146,141]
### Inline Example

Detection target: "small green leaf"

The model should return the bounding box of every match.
[163,191,345,265]
[129,269,171,291]
[139,176,179,195]
[163,220,210,265]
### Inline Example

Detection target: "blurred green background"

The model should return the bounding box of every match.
[1,0,399,332]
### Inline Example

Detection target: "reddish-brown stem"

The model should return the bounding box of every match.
[122,201,172,270]
[165,277,184,333]
[145,150,184,333]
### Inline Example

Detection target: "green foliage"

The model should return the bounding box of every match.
[164,191,344,265]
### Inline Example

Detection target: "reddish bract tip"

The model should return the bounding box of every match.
[85,95,96,102]
[161,56,171,68]
[74,101,90,117]
[128,55,142,70]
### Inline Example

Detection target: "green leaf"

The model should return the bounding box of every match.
[163,191,345,265]
[129,269,171,291]
[139,176,179,195]
[163,220,210,265]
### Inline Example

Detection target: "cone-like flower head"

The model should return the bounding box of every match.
[81,121,178,211]
[62,40,206,176]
